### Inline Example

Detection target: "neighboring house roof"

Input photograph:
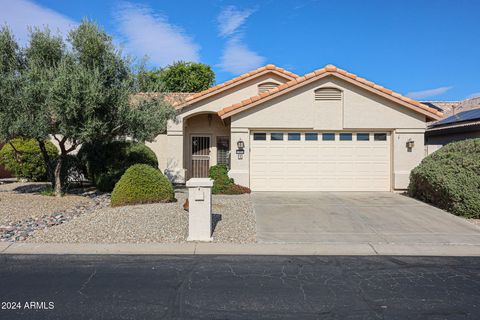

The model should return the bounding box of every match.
[427,108,480,132]
[174,64,299,108]
[424,96,480,119]
[217,64,443,121]
[132,92,193,106]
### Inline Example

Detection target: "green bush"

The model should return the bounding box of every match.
[111,164,175,207]
[208,164,251,195]
[0,138,58,181]
[408,139,480,218]
[78,141,158,192]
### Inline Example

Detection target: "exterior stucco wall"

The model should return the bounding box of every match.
[146,134,168,172]
[178,73,289,118]
[163,72,289,183]
[229,75,428,190]
[231,76,426,130]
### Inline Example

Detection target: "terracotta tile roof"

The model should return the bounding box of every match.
[218,64,443,120]
[174,64,298,108]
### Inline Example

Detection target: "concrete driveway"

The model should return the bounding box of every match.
[253,192,480,245]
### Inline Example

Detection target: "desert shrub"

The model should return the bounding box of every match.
[78,141,158,192]
[408,139,480,218]
[0,138,58,181]
[110,164,175,207]
[208,164,250,195]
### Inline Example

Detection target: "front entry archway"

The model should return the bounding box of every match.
[184,113,230,179]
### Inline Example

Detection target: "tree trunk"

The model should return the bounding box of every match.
[54,155,63,197]
[37,139,54,186]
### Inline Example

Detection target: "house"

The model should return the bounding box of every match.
[426,108,480,146]
[147,64,442,192]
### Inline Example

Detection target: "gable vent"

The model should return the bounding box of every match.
[314,88,342,101]
[258,82,280,94]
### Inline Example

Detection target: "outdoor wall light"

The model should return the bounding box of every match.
[406,139,415,149]
[237,139,245,149]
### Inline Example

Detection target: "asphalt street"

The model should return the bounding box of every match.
[0,254,479,319]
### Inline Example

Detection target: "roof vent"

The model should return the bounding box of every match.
[315,87,342,101]
[258,82,279,94]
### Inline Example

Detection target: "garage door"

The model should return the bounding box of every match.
[250,131,391,191]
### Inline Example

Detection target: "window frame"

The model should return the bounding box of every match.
[322,133,336,141]
[253,133,266,141]
[374,133,387,141]
[305,132,318,141]
[270,132,284,141]
[356,133,370,141]
[288,132,301,141]
[339,133,353,141]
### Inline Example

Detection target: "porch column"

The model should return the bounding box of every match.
[228,128,250,187]
[165,118,186,183]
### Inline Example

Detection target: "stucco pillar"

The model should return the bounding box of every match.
[186,178,213,242]
[165,118,186,183]
[392,129,426,190]
[228,128,250,187]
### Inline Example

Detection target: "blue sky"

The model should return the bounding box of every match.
[1,0,479,101]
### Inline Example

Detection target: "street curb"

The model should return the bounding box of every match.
[2,242,480,256]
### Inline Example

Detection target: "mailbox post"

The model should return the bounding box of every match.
[186,178,213,242]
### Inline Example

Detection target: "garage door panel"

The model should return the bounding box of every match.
[250,131,391,191]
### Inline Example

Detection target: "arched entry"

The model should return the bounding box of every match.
[183,113,231,178]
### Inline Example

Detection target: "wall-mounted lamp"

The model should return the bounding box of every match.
[207,114,213,126]
[237,139,245,149]
[406,139,415,150]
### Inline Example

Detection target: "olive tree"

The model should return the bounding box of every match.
[0,21,176,196]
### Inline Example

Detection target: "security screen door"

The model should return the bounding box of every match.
[191,136,210,178]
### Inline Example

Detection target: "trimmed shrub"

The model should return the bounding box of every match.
[0,138,58,181]
[78,141,158,192]
[208,164,251,195]
[111,164,175,207]
[408,139,480,218]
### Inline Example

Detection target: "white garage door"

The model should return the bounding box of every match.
[250,131,391,191]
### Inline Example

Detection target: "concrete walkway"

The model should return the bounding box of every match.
[253,192,480,245]
[1,242,480,256]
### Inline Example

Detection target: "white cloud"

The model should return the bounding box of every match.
[466,92,480,99]
[0,0,76,44]
[406,86,453,100]
[218,37,265,75]
[114,2,199,66]
[217,6,255,37]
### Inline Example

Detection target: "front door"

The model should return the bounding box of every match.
[191,136,210,178]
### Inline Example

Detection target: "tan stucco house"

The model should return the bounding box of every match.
[147,64,442,192]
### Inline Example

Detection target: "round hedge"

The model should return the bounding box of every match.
[110,164,175,207]
[0,138,58,181]
[78,141,158,192]
[408,139,480,218]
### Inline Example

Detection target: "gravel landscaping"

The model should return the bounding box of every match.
[26,190,255,244]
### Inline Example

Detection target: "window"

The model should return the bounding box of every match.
[288,133,301,141]
[322,133,335,141]
[216,136,230,167]
[340,133,353,141]
[374,133,387,141]
[271,133,284,141]
[314,87,342,101]
[258,82,279,94]
[305,133,318,141]
[357,133,370,141]
[253,133,266,141]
